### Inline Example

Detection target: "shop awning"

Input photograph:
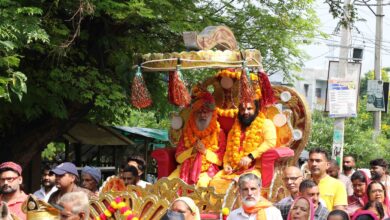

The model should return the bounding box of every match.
[113,126,169,142]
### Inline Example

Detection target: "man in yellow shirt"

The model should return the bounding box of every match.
[308,148,347,211]
[209,99,276,194]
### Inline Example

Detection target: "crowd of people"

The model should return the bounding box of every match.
[0,89,389,220]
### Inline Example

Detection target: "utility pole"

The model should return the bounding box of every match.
[373,0,383,134]
[332,0,351,170]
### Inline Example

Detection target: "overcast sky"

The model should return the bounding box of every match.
[302,0,390,75]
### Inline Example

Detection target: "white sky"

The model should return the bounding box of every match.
[302,0,390,75]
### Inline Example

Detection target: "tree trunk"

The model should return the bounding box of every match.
[0,102,93,167]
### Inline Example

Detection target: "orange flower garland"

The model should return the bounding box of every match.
[216,107,238,118]
[216,69,259,81]
[224,113,265,169]
[183,111,220,171]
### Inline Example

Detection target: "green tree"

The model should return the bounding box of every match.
[0,0,320,166]
[308,97,390,168]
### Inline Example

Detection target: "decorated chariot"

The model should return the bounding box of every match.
[25,26,311,220]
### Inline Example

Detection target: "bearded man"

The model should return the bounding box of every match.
[0,162,28,220]
[209,99,276,193]
[168,91,226,187]
[227,173,282,219]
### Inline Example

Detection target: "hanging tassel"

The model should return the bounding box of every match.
[257,70,276,107]
[168,63,191,107]
[239,67,254,104]
[131,66,152,108]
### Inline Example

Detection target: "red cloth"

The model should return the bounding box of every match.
[0,162,22,176]
[177,129,226,185]
[0,192,28,220]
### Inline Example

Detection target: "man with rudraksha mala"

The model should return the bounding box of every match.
[168,90,226,187]
[209,80,277,194]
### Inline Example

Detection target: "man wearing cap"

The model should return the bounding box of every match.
[0,161,28,219]
[81,166,101,196]
[168,90,226,187]
[48,162,92,205]
[33,164,58,202]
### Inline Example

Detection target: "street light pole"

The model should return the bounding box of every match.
[373,0,383,134]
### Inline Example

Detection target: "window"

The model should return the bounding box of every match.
[315,88,322,98]
[304,84,309,97]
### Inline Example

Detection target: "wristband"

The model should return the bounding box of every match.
[247,153,255,161]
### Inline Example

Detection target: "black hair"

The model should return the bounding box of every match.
[309,148,330,161]
[370,158,388,169]
[329,159,339,168]
[363,201,384,219]
[299,179,317,193]
[123,165,139,177]
[126,155,146,172]
[355,214,376,220]
[343,155,355,162]
[327,210,349,220]
[351,170,367,183]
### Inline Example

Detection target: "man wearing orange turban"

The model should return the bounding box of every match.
[168,91,226,187]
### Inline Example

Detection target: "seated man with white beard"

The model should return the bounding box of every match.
[227,173,282,220]
[168,91,226,187]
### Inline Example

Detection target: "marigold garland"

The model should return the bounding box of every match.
[183,111,220,171]
[224,113,266,169]
[95,197,138,220]
[216,69,258,81]
[216,107,238,118]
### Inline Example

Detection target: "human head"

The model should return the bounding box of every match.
[367,181,386,204]
[288,196,314,220]
[238,100,260,128]
[363,201,384,220]
[343,155,355,172]
[369,159,388,181]
[51,162,79,190]
[327,209,350,220]
[0,162,23,195]
[351,170,369,198]
[327,159,340,179]
[283,166,303,196]
[308,148,330,178]
[41,164,56,189]
[170,197,200,220]
[81,166,101,192]
[299,179,320,210]
[352,210,379,220]
[191,91,215,131]
[121,165,139,186]
[238,173,262,207]
[58,191,89,220]
[126,155,146,177]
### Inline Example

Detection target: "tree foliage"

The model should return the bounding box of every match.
[309,69,390,168]
[0,0,320,164]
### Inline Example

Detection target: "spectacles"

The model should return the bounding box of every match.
[370,189,384,194]
[283,176,302,181]
[0,176,19,183]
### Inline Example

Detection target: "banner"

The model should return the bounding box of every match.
[326,61,361,118]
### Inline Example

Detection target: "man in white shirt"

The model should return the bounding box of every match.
[33,165,57,202]
[227,173,282,220]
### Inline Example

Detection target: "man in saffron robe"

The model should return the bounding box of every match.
[168,91,226,187]
[227,173,282,219]
[209,99,277,193]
